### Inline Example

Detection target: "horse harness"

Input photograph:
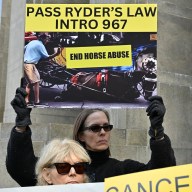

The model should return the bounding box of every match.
[96,70,108,93]
[71,71,109,93]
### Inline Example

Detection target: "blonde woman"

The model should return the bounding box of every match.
[36,138,91,185]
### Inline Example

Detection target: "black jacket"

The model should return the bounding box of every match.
[6,127,176,186]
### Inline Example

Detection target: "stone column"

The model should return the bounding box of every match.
[0,0,11,121]
[3,0,26,123]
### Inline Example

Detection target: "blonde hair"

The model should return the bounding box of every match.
[35,138,91,185]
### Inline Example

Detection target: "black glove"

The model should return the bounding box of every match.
[146,96,165,139]
[11,87,32,127]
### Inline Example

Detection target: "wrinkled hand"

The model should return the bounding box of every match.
[11,88,32,127]
[146,96,165,139]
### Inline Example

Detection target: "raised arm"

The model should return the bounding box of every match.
[119,96,176,175]
[6,88,38,186]
[146,96,176,168]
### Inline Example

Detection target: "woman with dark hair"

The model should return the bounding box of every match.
[72,107,175,182]
[6,88,176,186]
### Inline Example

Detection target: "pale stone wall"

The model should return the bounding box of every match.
[0,0,191,188]
[157,0,192,165]
[0,0,11,122]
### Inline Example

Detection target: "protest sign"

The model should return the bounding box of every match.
[23,4,157,108]
[0,182,104,192]
[105,164,192,192]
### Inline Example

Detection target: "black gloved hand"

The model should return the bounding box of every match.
[146,96,165,139]
[11,87,32,127]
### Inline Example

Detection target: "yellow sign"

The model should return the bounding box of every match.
[25,4,157,32]
[65,45,132,68]
[53,47,66,67]
[104,164,192,192]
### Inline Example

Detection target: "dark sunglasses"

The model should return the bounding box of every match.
[52,162,88,175]
[83,124,113,133]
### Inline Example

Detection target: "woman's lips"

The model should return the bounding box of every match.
[67,181,78,184]
[97,140,108,144]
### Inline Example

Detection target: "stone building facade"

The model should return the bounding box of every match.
[0,0,191,188]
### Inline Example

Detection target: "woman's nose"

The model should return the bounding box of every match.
[68,167,76,176]
[100,128,106,134]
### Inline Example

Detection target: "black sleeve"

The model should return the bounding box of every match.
[149,134,176,168]
[119,134,176,174]
[6,126,38,186]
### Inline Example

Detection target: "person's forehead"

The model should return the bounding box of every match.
[85,111,109,125]
[63,153,83,164]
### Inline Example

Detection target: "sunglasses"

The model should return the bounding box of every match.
[83,124,113,133]
[52,162,88,175]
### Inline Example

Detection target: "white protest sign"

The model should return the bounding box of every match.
[0,182,104,192]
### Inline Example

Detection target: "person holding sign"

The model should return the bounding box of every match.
[24,32,60,107]
[6,87,176,186]
[35,138,91,185]
[72,101,176,182]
